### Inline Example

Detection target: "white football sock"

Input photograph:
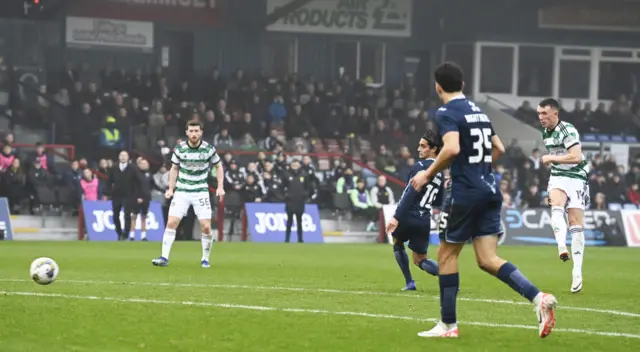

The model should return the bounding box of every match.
[201,235,213,261]
[129,231,135,240]
[569,226,585,276]
[551,206,568,252]
[141,231,147,240]
[532,292,543,306]
[161,228,176,259]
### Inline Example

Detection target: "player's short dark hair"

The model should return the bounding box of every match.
[434,62,464,93]
[538,98,559,110]
[186,119,203,130]
[422,130,442,154]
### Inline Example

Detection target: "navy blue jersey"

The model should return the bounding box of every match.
[435,96,501,204]
[394,159,444,226]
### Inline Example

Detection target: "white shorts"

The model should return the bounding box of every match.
[547,176,590,210]
[168,192,212,220]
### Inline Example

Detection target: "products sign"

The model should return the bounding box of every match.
[267,0,412,37]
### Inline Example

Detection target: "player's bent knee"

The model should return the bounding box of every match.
[412,253,426,266]
[200,221,212,235]
[392,242,405,252]
[166,217,180,229]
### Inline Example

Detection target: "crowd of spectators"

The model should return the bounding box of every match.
[2,62,640,218]
[513,95,640,138]
[498,140,640,210]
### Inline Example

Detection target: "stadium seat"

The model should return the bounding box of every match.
[34,185,58,212]
[332,192,351,216]
[56,186,79,209]
[608,203,622,211]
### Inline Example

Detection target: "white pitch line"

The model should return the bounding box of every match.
[1,290,639,340]
[2,278,640,319]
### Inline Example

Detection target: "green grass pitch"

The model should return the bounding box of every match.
[0,241,639,351]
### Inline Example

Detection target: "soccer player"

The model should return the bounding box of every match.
[385,131,442,291]
[152,120,225,268]
[537,98,588,293]
[410,62,557,339]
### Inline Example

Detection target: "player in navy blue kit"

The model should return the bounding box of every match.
[385,131,442,291]
[410,62,557,339]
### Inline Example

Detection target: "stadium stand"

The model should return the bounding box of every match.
[2,60,640,228]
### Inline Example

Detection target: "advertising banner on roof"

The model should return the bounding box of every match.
[68,0,223,26]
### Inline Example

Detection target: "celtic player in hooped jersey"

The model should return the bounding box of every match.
[152,120,225,268]
[538,98,588,293]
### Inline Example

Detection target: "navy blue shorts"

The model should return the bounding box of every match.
[438,198,503,244]
[392,223,430,254]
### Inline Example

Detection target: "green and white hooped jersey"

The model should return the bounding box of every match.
[171,140,220,193]
[541,121,589,181]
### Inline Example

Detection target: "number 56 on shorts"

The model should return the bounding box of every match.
[169,192,212,220]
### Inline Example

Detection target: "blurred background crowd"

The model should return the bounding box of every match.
[2,62,640,219]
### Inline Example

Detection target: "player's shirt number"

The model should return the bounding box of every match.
[199,197,210,207]
[438,212,449,232]
[419,184,439,210]
[469,128,492,164]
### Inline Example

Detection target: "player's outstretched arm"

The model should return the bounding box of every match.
[543,144,583,165]
[491,134,505,165]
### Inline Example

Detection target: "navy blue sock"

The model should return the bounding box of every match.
[496,262,541,302]
[419,258,439,276]
[394,249,413,284]
[439,273,459,324]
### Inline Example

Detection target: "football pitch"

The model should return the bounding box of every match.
[0,242,638,352]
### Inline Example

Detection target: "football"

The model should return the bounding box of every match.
[30,257,59,285]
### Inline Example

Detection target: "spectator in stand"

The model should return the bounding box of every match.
[64,160,83,197]
[336,167,357,194]
[604,174,628,204]
[224,160,245,192]
[243,174,264,203]
[236,113,261,139]
[2,132,15,146]
[593,192,607,210]
[213,127,233,148]
[100,117,124,160]
[152,164,169,202]
[29,142,55,174]
[370,175,396,209]
[239,133,259,151]
[268,95,286,128]
[349,178,378,232]
[263,171,285,203]
[27,158,51,212]
[80,168,100,201]
[0,144,15,172]
[147,100,166,146]
[1,158,26,213]
[529,148,541,170]
[521,184,542,208]
[627,183,640,205]
[375,145,397,176]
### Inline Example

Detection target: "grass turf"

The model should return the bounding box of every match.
[0,241,639,351]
